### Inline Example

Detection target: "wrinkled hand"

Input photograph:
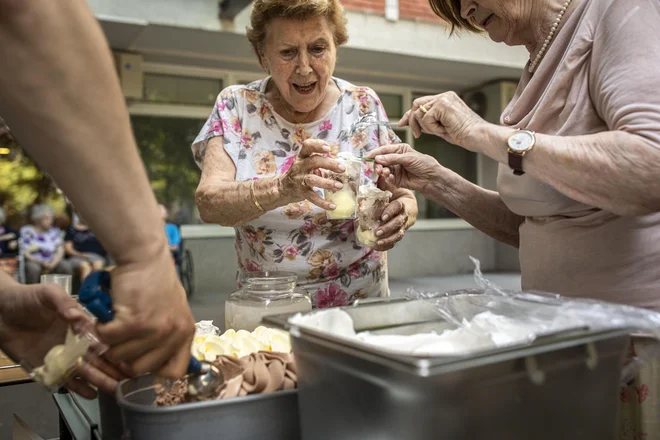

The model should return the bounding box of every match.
[370,184,411,252]
[280,139,346,210]
[401,92,488,151]
[0,279,124,397]
[97,246,195,379]
[367,144,441,193]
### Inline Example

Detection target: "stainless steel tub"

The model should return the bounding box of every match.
[116,374,300,440]
[265,295,631,440]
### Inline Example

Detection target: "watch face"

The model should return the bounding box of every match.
[508,131,535,152]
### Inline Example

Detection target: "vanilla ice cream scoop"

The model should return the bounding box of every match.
[191,324,292,362]
[32,328,91,388]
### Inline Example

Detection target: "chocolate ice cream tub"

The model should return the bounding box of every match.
[265,295,633,440]
[116,374,300,440]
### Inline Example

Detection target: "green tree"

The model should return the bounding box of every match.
[0,129,65,228]
[131,116,204,224]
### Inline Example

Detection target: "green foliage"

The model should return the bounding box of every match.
[131,115,204,222]
[0,146,65,226]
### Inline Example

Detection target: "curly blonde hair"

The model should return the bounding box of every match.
[246,0,349,67]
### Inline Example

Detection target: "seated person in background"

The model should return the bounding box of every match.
[0,207,18,258]
[20,204,72,284]
[64,212,107,282]
[0,207,19,276]
[159,204,181,262]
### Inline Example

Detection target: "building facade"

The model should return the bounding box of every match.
[86,0,527,292]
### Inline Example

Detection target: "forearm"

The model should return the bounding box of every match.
[50,247,65,266]
[0,0,167,265]
[196,176,289,227]
[23,253,40,264]
[424,169,523,248]
[480,125,660,216]
[64,243,83,258]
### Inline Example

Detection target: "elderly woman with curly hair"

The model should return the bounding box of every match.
[20,204,72,284]
[193,0,417,308]
[370,0,660,436]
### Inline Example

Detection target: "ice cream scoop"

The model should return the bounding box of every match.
[79,271,224,398]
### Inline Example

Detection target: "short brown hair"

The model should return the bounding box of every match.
[428,0,482,34]
[246,0,349,66]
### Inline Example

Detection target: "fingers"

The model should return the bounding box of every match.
[38,284,84,321]
[374,152,416,168]
[299,139,331,159]
[378,212,407,239]
[304,174,343,192]
[302,155,344,174]
[149,336,193,379]
[97,314,153,347]
[372,225,406,251]
[398,109,412,127]
[381,199,404,224]
[75,361,120,394]
[307,190,337,211]
[89,355,126,382]
[365,144,410,160]
[409,97,435,138]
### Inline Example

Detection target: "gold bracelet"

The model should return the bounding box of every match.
[250,179,264,212]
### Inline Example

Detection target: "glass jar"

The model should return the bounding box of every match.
[356,184,392,247]
[225,271,312,332]
[324,153,362,220]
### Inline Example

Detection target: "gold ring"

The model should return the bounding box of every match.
[419,105,429,114]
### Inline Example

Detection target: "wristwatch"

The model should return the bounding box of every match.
[507,129,536,176]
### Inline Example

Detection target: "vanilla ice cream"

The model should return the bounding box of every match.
[32,328,91,388]
[289,309,542,356]
[191,324,291,362]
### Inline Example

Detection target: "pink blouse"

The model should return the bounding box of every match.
[498,0,660,311]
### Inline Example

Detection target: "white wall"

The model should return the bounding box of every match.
[87,0,528,70]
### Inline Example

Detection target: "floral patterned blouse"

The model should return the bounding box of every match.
[192,77,400,308]
[19,226,63,263]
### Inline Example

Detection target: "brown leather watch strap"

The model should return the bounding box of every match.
[508,151,525,176]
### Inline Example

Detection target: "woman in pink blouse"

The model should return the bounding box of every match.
[370,0,660,436]
[193,0,417,308]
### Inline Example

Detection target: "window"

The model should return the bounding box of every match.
[131,115,206,225]
[385,0,399,21]
[144,74,223,106]
[379,93,403,120]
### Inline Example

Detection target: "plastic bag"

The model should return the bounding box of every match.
[406,256,660,383]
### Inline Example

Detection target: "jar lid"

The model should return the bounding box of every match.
[240,271,298,287]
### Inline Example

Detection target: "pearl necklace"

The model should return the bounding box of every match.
[528,0,573,73]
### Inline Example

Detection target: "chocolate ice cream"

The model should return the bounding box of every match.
[155,351,296,406]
